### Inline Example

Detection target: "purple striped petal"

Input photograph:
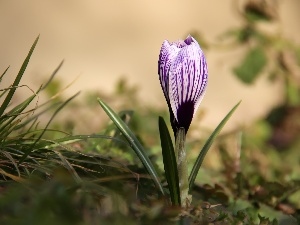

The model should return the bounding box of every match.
[158,35,208,134]
[158,40,180,101]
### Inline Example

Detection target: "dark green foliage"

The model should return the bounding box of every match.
[158,116,180,206]
[189,101,241,191]
[233,47,267,84]
[243,0,277,22]
[97,99,165,196]
[0,36,39,118]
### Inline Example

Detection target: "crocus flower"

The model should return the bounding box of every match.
[158,35,208,135]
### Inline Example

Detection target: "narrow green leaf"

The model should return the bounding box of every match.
[0,150,21,177]
[0,66,10,82]
[0,94,37,136]
[41,60,64,91]
[53,150,82,183]
[158,116,180,205]
[19,92,80,163]
[36,134,128,149]
[0,87,9,99]
[14,102,61,130]
[97,98,165,196]
[4,91,38,117]
[0,35,40,117]
[189,101,241,191]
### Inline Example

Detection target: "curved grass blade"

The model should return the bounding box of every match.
[188,101,241,191]
[13,102,61,131]
[0,94,37,135]
[0,35,39,117]
[0,150,21,177]
[0,87,9,99]
[19,92,80,163]
[97,98,165,196]
[0,66,10,83]
[9,134,127,151]
[53,149,82,183]
[41,60,64,91]
[159,116,180,205]
[0,168,25,183]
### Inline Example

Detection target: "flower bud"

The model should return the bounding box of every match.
[158,35,208,135]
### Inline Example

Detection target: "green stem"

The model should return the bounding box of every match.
[175,128,191,207]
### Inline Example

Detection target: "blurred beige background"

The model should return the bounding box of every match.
[0,0,300,131]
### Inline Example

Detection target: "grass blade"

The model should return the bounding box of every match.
[41,60,64,91]
[36,134,129,149]
[0,35,39,117]
[14,102,61,130]
[97,98,165,196]
[0,168,25,183]
[158,116,180,205]
[0,66,10,82]
[18,92,80,163]
[53,149,82,183]
[0,150,21,177]
[0,94,37,134]
[188,101,241,191]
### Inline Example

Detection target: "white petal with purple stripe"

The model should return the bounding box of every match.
[158,35,208,133]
